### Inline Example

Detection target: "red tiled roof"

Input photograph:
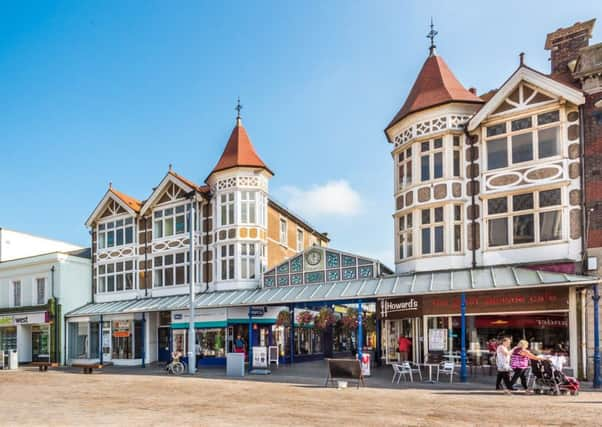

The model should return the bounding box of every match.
[386,54,483,130]
[109,187,142,212]
[208,119,273,179]
[168,170,210,193]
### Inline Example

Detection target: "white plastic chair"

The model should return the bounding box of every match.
[392,363,413,383]
[437,361,456,383]
[407,361,423,381]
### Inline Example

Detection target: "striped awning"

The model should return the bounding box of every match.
[66,267,599,317]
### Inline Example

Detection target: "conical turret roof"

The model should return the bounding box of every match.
[208,118,273,180]
[386,54,483,130]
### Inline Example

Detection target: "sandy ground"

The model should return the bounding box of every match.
[0,369,601,427]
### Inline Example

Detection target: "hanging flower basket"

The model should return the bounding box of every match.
[363,313,376,334]
[276,310,290,327]
[313,308,336,331]
[340,307,359,332]
[296,310,314,328]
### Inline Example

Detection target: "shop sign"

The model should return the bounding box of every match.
[422,287,569,316]
[249,307,266,317]
[0,316,13,326]
[377,297,422,319]
[12,312,47,325]
[113,331,130,338]
[171,308,227,324]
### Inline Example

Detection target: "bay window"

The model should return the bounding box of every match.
[421,207,444,255]
[397,147,412,189]
[219,244,235,280]
[420,138,444,182]
[240,243,256,279]
[240,191,257,224]
[220,193,235,226]
[154,205,191,239]
[453,205,462,252]
[453,136,461,177]
[98,218,134,249]
[98,260,135,293]
[398,212,413,260]
[486,110,561,170]
[487,188,563,248]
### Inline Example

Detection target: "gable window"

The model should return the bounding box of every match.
[153,252,188,287]
[240,243,256,279]
[420,138,444,182]
[280,219,288,245]
[98,218,134,249]
[219,244,235,280]
[397,147,412,189]
[398,212,413,260]
[486,110,561,170]
[154,205,191,239]
[13,281,21,307]
[36,278,46,305]
[421,207,444,255]
[220,193,235,226]
[487,188,562,248]
[99,261,135,293]
[296,229,304,252]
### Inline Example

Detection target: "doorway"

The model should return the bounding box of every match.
[158,327,171,362]
[31,326,50,362]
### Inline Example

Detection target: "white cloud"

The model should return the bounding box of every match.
[279,180,362,219]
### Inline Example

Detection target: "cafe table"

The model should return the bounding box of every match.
[421,362,440,383]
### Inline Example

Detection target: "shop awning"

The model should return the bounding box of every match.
[66,267,599,317]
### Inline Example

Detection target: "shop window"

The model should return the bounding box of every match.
[98,217,134,249]
[219,193,235,226]
[111,320,142,360]
[0,327,17,352]
[196,329,226,358]
[154,205,191,239]
[99,260,135,293]
[68,322,89,359]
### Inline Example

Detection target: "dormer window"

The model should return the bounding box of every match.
[98,218,134,249]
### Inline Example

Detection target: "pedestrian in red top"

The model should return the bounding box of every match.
[398,335,411,362]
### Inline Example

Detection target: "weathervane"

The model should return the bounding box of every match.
[427,17,438,56]
[235,97,243,121]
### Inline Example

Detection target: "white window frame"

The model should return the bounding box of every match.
[240,191,257,225]
[240,243,256,280]
[396,146,413,191]
[485,188,564,249]
[98,260,135,293]
[153,251,189,288]
[420,137,445,183]
[97,216,134,250]
[219,244,235,280]
[153,203,191,240]
[485,109,562,171]
[397,212,414,261]
[296,228,304,252]
[219,193,235,227]
[420,206,445,255]
[36,278,46,305]
[279,218,288,246]
[12,281,21,307]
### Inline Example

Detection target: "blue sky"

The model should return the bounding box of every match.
[1,1,600,266]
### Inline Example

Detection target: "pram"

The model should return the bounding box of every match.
[530,358,579,396]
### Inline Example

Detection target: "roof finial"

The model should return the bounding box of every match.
[235,97,243,124]
[519,52,525,66]
[108,181,112,189]
[168,163,173,172]
[427,17,438,56]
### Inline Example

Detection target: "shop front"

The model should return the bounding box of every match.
[378,285,582,374]
[0,312,51,364]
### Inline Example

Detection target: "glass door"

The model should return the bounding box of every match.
[32,326,50,362]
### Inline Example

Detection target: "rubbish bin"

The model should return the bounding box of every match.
[8,350,18,370]
[226,352,245,377]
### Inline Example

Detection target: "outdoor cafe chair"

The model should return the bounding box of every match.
[391,363,413,383]
[437,361,456,383]
[406,361,423,381]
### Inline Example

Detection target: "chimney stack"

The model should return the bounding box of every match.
[544,19,595,82]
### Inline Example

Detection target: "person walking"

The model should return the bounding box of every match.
[495,337,513,394]
[510,339,542,393]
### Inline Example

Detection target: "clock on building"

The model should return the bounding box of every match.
[305,248,322,266]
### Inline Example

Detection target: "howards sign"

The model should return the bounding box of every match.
[378,297,422,319]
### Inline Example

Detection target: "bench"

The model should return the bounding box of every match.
[72,363,103,374]
[31,362,59,372]
[325,358,365,389]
